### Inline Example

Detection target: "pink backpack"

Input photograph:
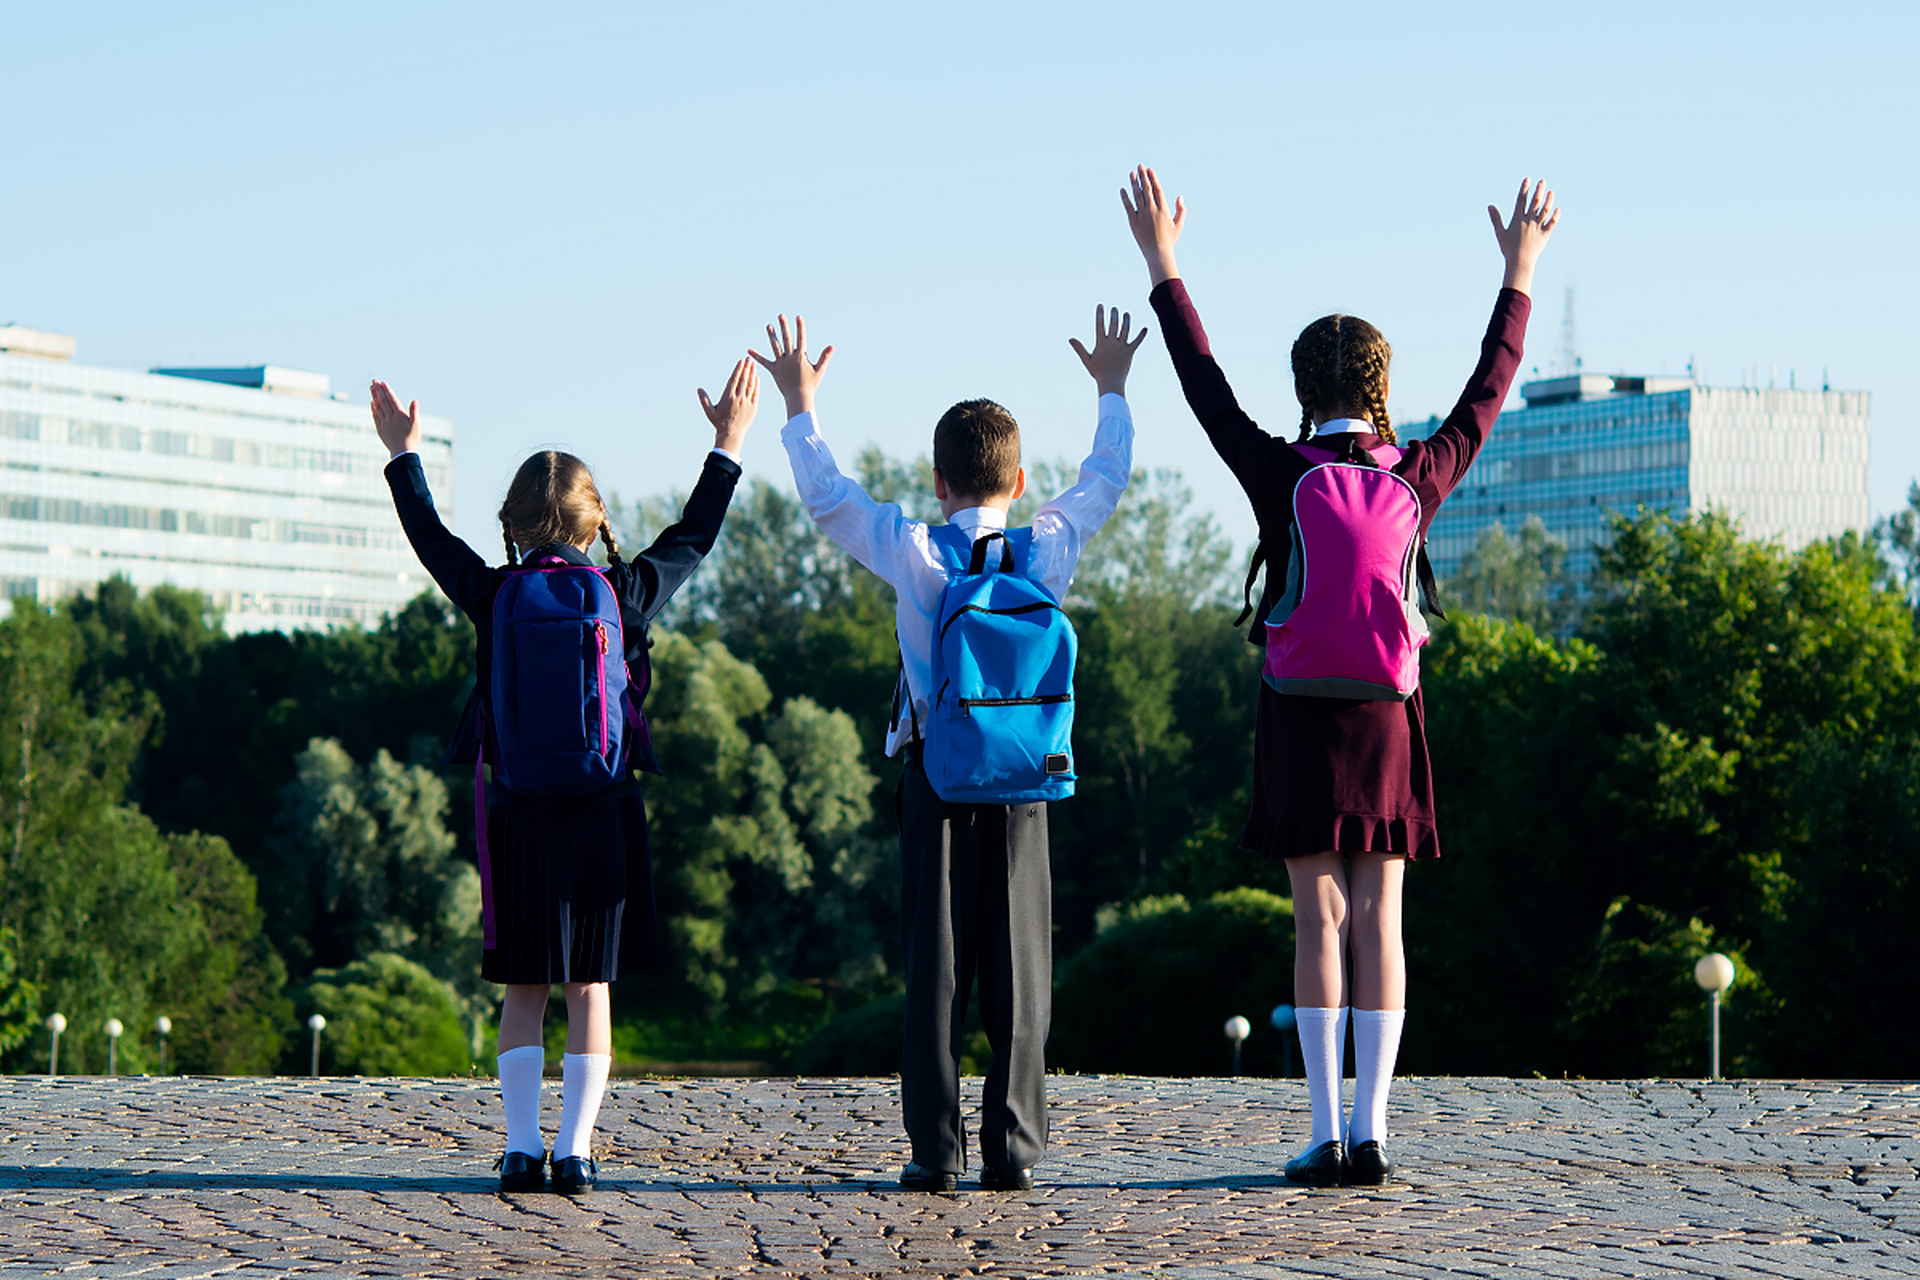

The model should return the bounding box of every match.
[1260,436,1440,701]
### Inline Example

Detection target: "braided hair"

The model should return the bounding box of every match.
[1290,314,1395,445]
[496,450,619,566]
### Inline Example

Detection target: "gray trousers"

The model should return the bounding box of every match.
[897,755,1053,1174]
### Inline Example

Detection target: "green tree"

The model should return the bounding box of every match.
[156,834,292,1074]
[1049,889,1294,1076]
[1447,516,1579,634]
[0,927,38,1057]
[293,952,472,1076]
[265,738,486,1048]
[642,631,886,1019]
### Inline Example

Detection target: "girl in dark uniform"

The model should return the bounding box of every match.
[371,359,759,1193]
[1123,167,1559,1186]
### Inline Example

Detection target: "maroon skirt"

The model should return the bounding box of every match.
[1240,682,1439,860]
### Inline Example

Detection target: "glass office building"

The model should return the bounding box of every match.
[0,323,453,632]
[1414,373,1871,583]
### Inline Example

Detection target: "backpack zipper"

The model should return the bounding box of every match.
[958,693,1072,716]
[595,623,610,755]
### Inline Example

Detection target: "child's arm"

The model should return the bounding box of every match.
[622,359,757,625]
[1128,166,1290,501]
[371,379,499,621]
[1405,180,1560,507]
[1030,309,1141,594]
[754,315,936,595]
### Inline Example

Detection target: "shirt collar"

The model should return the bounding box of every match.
[948,506,1009,536]
[1314,417,1377,437]
[521,542,597,567]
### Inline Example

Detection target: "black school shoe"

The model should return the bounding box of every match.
[1346,1140,1394,1186]
[551,1155,599,1195]
[978,1165,1035,1191]
[899,1162,959,1192]
[495,1149,546,1193]
[1283,1140,1347,1188]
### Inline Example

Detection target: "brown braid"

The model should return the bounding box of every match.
[497,450,614,565]
[1291,313,1394,444]
[599,520,623,566]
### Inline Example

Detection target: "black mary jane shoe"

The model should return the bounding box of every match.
[1283,1140,1347,1188]
[978,1164,1035,1191]
[899,1162,959,1192]
[1346,1140,1395,1186]
[494,1149,546,1193]
[551,1155,599,1195]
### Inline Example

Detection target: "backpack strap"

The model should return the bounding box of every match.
[1234,544,1267,628]
[968,531,1017,575]
[1416,543,1447,620]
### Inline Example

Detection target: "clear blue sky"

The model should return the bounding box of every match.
[3,1,1913,560]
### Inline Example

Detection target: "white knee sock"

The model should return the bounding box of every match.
[1348,1008,1406,1146]
[554,1052,612,1162]
[1295,1006,1349,1148]
[497,1045,546,1158]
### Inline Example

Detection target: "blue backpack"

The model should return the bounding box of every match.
[919,525,1077,804]
[485,555,655,795]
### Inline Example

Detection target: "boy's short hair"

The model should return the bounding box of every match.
[933,399,1022,500]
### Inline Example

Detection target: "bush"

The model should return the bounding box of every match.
[1050,888,1294,1076]
[293,953,471,1076]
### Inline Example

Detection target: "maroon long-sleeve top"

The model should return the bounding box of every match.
[1146,278,1531,860]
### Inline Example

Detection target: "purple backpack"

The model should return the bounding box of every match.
[1259,437,1438,701]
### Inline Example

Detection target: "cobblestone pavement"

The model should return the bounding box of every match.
[0,1074,1914,1278]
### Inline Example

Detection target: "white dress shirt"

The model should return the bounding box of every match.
[781,393,1135,758]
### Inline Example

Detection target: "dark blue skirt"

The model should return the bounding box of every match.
[479,784,659,984]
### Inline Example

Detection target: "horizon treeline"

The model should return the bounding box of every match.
[0,458,1915,1079]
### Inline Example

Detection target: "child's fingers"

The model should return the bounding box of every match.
[697,389,715,416]
[1172,196,1186,228]
[777,314,793,353]
[748,347,774,370]
[1511,178,1530,223]
[1488,205,1504,237]
[1068,337,1091,364]
[795,314,808,354]
[814,344,835,375]
[1128,326,1149,350]
[407,400,419,424]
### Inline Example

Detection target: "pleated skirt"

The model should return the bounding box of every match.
[1240,681,1441,861]
[479,785,659,985]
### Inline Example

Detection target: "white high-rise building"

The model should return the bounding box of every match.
[1416,373,1871,583]
[0,323,452,631]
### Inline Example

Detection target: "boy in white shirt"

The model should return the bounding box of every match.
[754,307,1141,1191]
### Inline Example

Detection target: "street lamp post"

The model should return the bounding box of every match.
[1270,1004,1296,1078]
[307,1014,326,1078]
[1693,953,1736,1079]
[155,1016,172,1076]
[105,1019,124,1077]
[46,1013,66,1076]
[1224,1016,1251,1077]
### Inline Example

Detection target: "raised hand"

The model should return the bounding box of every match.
[1068,304,1149,398]
[749,314,835,419]
[1488,178,1561,297]
[369,380,421,458]
[697,358,761,455]
[1121,165,1186,287]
